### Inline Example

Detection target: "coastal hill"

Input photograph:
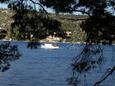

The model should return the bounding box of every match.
[0,8,87,42]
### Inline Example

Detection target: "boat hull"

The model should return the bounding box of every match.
[41,43,59,49]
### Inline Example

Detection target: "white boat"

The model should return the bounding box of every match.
[41,43,59,49]
[1,38,12,41]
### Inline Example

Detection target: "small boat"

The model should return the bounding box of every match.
[41,43,59,49]
[1,38,12,41]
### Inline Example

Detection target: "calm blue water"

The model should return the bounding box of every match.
[0,41,114,86]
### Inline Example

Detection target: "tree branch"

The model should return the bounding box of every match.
[71,9,91,17]
[94,66,115,86]
[29,0,47,14]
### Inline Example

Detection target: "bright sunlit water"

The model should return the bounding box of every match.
[0,41,114,86]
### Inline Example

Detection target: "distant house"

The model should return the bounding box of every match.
[66,31,72,37]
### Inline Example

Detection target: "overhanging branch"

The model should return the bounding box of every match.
[71,9,91,17]
[94,66,115,86]
[29,0,47,14]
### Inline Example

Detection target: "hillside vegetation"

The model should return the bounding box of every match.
[0,9,87,42]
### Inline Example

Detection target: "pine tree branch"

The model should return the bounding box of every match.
[29,0,47,14]
[71,9,91,17]
[94,66,115,86]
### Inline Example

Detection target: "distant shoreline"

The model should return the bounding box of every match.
[1,39,115,45]
[0,38,85,44]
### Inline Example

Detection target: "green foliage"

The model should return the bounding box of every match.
[40,0,76,13]
[0,42,21,72]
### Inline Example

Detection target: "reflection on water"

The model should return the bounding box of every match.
[0,41,114,86]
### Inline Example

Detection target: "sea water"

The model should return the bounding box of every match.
[0,41,114,86]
